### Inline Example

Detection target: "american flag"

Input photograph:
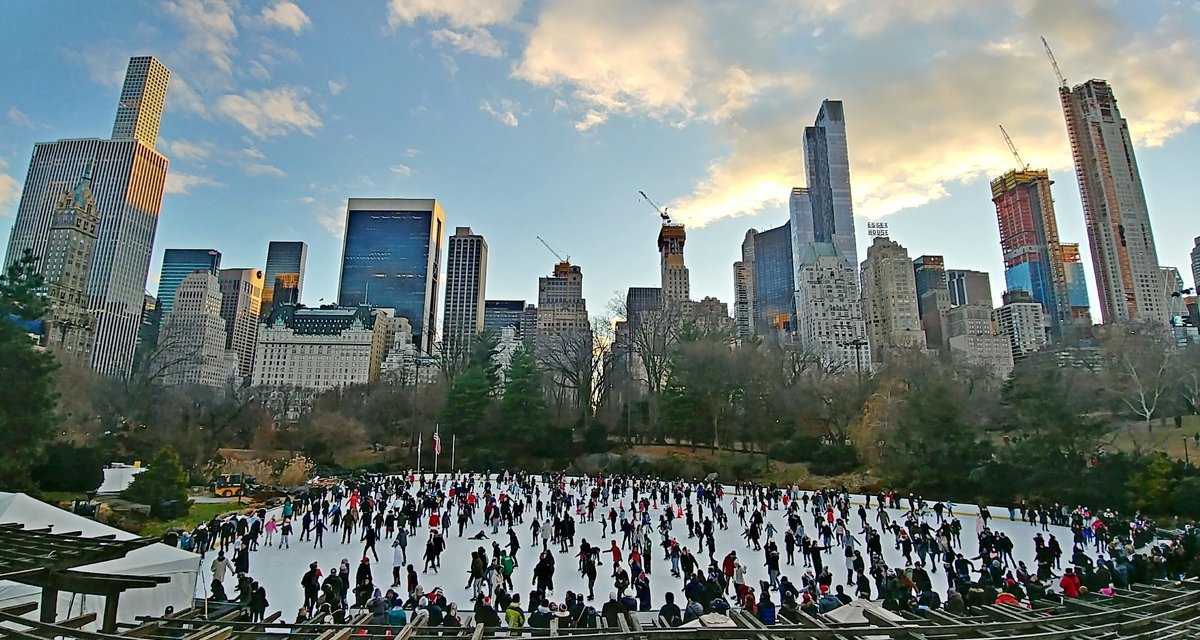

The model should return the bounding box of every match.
[433,431,442,456]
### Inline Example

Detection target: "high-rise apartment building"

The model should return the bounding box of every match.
[659,223,690,304]
[738,229,759,336]
[41,166,99,360]
[753,222,795,338]
[946,304,1014,379]
[5,56,171,377]
[733,261,752,340]
[159,271,232,389]
[262,241,307,314]
[794,242,869,372]
[157,249,221,319]
[537,260,591,409]
[218,268,264,381]
[793,101,859,270]
[111,56,170,147]
[991,169,1070,338]
[442,227,488,358]
[484,300,527,337]
[994,290,1048,361]
[1061,243,1092,323]
[946,270,994,308]
[1059,79,1165,326]
[860,236,925,364]
[337,198,445,353]
[912,255,950,351]
[1191,237,1200,293]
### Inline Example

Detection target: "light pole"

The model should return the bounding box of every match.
[838,337,868,382]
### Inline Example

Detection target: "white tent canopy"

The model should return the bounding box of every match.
[0,493,198,626]
[97,464,147,495]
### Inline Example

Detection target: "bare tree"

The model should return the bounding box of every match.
[1098,325,1174,435]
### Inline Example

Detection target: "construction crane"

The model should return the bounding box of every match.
[638,190,672,224]
[536,236,569,264]
[1041,36,1066,88]
[999,124,1029,171]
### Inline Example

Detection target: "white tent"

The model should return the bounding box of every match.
[0,493,198,626]
[97,464,147,495]
[824,599,906,624]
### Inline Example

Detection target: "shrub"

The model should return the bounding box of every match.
[122,447,190,518]
[278,455,315,486]
[808,444,861,476]
[774,435,822,463]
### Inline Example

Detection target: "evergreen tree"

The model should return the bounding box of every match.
[442,366,493,446]
[0,249,59,492]
[886,372,992,498]
[121,446,189,515]
[501,345,558,456]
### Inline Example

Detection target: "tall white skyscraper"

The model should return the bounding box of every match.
[160,271,232,389]
[442,227,488,358]
[794,242,869,372]
[4,56,171,377]
[1060,79,1165,326]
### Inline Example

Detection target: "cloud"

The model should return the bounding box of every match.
[328,79,346,96]
[430,27,503,58]
[514,0,709,131]
[6,107,35,128]
[165,171,225,195]
[253,1,312,34]
[241,146,266,159]
[480,99,521,127]
[242,162,286,178]
[166,74,209,116]
[216,86,323,138]
[302,198,347,237]
[161,0,239,78]
[386,0,521,29]
[390,163,413,179]
[0,159,18,217]
[162,139,215,162]
[248,59,271,81]
[505,0,1200,228]
[405,148,420,158]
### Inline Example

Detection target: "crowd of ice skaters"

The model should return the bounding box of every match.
[178,471,1200,630]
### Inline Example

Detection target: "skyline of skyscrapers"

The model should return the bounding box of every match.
[4,55,171,377]
[442,226,488,357]
[262,241,307,314]
[337,198,445,353]
[1059,78,1166,327]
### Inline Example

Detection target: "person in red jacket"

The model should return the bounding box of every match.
[1059,568,1082,598]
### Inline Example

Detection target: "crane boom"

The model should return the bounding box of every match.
[999,124,1028,171]
[1041,36,1066,88]
[638,190,671,223]
[536,236,568,264]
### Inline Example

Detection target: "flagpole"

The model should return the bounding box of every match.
[417,432,422,475]
[434,423,440,478]
[451,434,456,473]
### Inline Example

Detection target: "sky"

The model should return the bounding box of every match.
[1,0,1198,319]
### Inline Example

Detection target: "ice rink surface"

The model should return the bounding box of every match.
[195,477,1080,620]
